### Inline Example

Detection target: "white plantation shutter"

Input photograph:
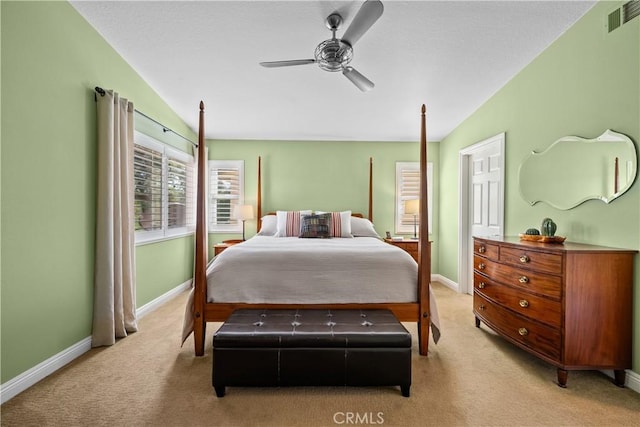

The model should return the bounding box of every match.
[209,160,244,232]
[134,143,163,233]
[167,152,194,230]
[395,162,433,235]
[133,131,195,243]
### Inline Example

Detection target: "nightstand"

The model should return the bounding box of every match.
[384,238,419,263]
[213,239,243,256]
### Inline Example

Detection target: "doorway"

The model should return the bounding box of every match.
[458,133,505,295]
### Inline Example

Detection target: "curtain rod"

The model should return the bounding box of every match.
[94,86,198,147]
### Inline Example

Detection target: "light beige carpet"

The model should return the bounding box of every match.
[2,283,639,426]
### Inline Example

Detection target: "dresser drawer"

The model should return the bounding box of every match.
[474,293,561,360]
[500,246,562,275]
[473,273,561,328]
[474,256,561,299]
[474,240,498,260]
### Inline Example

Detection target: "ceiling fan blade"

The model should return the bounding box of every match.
[341,0,384,47]
[342,66,374,92]
[259,59,316,68]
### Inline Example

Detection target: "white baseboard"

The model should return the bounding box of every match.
[626,369,640,393]
[0,280,192,404]
[0,336,92,404]
[136,279,191,318]
[433,274,460,293]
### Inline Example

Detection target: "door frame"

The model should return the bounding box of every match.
[458,133,505,294]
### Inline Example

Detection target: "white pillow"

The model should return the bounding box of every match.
[350,216,381,238]
[275,210,312,237]
[256,215,277,236]
[314,210,353,238]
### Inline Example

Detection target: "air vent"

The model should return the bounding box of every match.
[623,0,640,23]
[607,7,622,32]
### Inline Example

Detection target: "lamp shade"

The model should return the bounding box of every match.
[404,199,419,215]
[233,204,255,221]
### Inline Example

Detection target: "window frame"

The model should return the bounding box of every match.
[395,161,433,235]
[208,159,245,233]
[133,130,195,245]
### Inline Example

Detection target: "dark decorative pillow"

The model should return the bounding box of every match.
[299,213,333,238]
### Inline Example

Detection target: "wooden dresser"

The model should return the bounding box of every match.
[473,236,636,387]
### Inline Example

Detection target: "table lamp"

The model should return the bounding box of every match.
[404,199,419,240]
[233,204,255,241]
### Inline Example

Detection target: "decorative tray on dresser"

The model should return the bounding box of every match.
[472,236,636,387]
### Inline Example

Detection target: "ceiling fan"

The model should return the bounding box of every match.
[259,0,384,92]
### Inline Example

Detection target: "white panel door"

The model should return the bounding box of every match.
[471,147,502,239]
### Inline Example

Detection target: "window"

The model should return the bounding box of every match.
[209,160,245,233]
[395,162,433,235]
[133,131,195,244]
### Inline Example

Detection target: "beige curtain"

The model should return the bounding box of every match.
[92,89,138,347]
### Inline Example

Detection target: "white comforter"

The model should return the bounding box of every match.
[207,236,418,304]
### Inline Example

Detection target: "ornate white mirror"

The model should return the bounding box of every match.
[518,129,637,210]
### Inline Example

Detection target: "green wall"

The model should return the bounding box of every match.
[1,1,195,383]
[438,1,640,372]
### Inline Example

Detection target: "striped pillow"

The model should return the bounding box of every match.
[275,210,312,237]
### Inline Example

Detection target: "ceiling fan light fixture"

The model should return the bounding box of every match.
[314,39,353,72]
[343,66,374,92]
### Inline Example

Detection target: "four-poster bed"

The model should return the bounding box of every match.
[187,102,432,356]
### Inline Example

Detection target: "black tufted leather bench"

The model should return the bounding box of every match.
[212,309,412,397]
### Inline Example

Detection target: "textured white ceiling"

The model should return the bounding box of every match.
[71,0,595,142]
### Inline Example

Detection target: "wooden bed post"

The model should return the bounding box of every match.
[417,104,431,356]
[257,156,262,232]
[193,101,208,356]
[368,157,373,222]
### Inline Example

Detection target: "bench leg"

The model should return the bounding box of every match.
[401,384,410,397]
[214,386,226,397]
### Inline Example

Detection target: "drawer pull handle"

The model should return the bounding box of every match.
[478,305,486,311]
[519,276,529,284]
[519,255,530,263]
[478,282,486,289]
[478,263,486,270]
[519,299,529,308]
[478,246,486,254]
[518,327,529,336]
